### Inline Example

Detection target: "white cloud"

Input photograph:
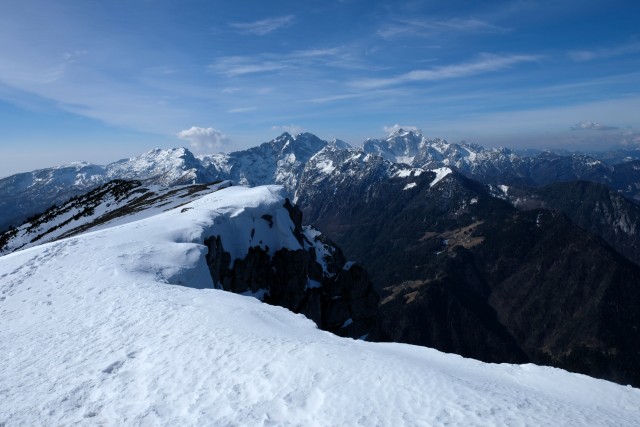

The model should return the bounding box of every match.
[568,41,640,62]
[208,46,362,78]
[378,17,508,40]
[208,57,288,77]
[230,15,294,36]
[177,126,229,151]
[570,121,618,131]
[383,124,420,135]
[271,124,304,135]
[307,93,364,103]
[351,54,540,89]
[228,107,256,113]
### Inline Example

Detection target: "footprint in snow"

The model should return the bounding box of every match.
[102,360,125,374]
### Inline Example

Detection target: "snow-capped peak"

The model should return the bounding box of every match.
[328,138,351,149]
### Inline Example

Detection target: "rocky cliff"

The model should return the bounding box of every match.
[204,199,379,339]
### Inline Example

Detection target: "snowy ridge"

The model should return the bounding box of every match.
[0,180,233,255]
[1,185,639,425]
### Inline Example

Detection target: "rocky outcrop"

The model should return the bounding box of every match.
[204,200,378,339]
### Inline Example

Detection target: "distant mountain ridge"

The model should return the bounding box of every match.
[2,128,639,233]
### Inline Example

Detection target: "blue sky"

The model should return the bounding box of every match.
[1,0,640,175]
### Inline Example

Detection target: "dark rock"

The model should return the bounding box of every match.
[203,201,379,340]
[300,168,640,386]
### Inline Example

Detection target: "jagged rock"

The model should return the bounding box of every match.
[203,201,379,339]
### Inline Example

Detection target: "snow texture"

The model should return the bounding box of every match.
[1,187,640,426]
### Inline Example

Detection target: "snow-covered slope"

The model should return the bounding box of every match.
[0,180,232,255]
[105,147,215,186]
[1,185,639,426]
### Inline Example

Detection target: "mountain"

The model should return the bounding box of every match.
[2,184,639,425]
[198,132,329,192]
[503,180,640,265]
[0,162,107,235]
[3,129,640,234]
[363,128,640,201]
[0,147,216,233]
[296,157,640,386]
[0,134,328,232]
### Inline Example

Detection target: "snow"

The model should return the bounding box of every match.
[429,167,453,187]
[394,168,423,178]
[1,181,234,256]
[314,159,335,175]
[403,182,417,190]
[1,186,640,426]
[302,226,335,276]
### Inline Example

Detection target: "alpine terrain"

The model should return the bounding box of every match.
[1,184,639,425]
[2,128,640,389]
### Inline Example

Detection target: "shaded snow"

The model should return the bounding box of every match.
[1,185,639,426]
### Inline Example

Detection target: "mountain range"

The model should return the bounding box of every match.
[3,129,639,232]
[3,183,639,424]
[2,128,640,388]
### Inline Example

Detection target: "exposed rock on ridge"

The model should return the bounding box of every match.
[204,200,379,339]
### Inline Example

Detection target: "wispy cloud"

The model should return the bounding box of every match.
[568,41,640,62]
[570,121,618,131]
[177,126,229,150]
[228,106,256,113]
[378,17,508,40]
[351,54,539,89]
[62,50,88,61]
[383,124,420,134]
[230,15,294,36]
[209,57,288,77]
[307,93,364,103]
[271,124,304,135]
[209,46,362,77]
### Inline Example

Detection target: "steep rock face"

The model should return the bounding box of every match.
[204,200,378,339]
